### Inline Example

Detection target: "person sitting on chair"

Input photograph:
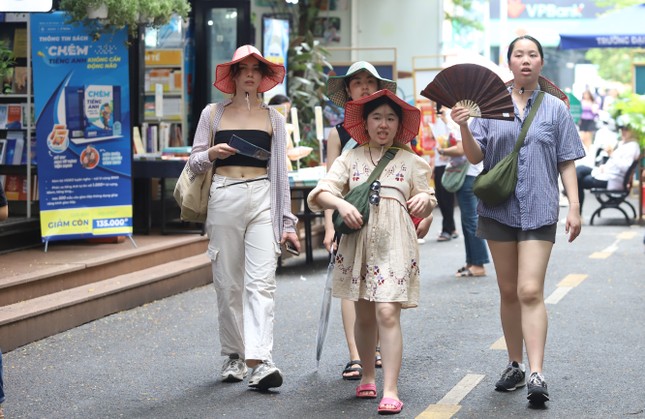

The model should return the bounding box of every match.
[576,118,641,213]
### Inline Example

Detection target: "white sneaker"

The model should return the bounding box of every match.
[248,361,283,390]
[221,354,248,382]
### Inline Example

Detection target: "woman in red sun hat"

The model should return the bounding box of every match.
[308,89,436,415]
[188,45,299,391]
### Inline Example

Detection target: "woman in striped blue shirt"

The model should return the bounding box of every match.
[451,35,585,406]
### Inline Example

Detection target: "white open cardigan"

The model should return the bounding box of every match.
[188,99,298,242]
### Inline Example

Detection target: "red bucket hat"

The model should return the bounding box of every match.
[343,89,421,145]
[213,45,286,94]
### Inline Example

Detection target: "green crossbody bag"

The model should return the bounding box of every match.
[473,92,544,207]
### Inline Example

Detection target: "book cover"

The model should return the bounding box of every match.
[6,104,22,129]
[20,134,36,165]
[12,66,28,94]
[11,136,24,164]
[0,139,6,164]
[132,126,145,154]
[12,27,27,58]
[4,131,24,165]
[0,104,8,128]
[4,138,16,165]
[83,85,122,139]
[4,174,27,200]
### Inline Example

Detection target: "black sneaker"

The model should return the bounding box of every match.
[495,361,526,391]
[527,372,550,404]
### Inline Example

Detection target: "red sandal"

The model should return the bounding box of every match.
[377,397,403,415]
[355,383,377,399]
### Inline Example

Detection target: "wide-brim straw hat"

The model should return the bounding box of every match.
[505,75,570,108]
[327,61,397,108]
[343,89,420,145]
[214,45,286,94]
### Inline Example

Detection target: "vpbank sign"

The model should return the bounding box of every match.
[492,0,609,20]
[514,2,585,19]
[0,0,52,12]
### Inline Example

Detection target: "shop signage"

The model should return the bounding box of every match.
[31,12,133,244]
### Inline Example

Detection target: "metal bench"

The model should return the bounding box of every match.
[589,159,639,225]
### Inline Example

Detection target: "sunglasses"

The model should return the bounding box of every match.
[369,180,381,206]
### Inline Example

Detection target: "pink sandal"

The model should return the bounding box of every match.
[377,397,403,415]
[355,383,377,399]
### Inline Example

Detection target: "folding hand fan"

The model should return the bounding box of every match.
[420,63,514,121]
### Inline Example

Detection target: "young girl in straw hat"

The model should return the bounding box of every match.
[188,44,300,391]
[308,89,436,415]
[324,61,398,380]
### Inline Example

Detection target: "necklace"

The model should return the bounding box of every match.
[512,85,539,95]
[368,146,384,166]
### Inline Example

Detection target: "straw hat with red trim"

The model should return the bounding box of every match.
[213,45,286,94]
[505,75,570,108]
[326,61,397,108]
[343,89,421,145]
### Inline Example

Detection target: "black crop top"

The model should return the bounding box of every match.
[214,130,271,168]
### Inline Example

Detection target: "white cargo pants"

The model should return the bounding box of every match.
[206,174,280,362]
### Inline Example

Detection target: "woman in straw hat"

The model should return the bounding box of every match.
[324,61,433,380]
[325,61,396,379]
[308,89,436,415]
[188,44,300,391]
[451,35,585,406]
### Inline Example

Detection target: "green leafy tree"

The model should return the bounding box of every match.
[262,1,332,167]
[585,0,645,86]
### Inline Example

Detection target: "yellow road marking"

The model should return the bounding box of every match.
[417,374,485,418]
[490,336,506,350]
[617,231,636,240]
[416,404,460,418]
[590,240,619,259]
[545,286,572,304]
[558,273,588,287]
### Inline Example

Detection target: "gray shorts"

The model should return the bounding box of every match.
[476,216,557,243]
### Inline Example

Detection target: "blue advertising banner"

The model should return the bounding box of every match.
[31,12,132,242]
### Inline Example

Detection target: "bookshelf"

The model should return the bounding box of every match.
[139,16,191,155]
[0,13,36,219]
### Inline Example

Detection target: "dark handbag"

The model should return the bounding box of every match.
[333,148,398,235]
[473,92,544,206]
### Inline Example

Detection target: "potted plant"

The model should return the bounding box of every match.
[0,41,15,94]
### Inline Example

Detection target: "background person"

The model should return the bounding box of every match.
[578,89,598,151]
[188,45,300,391]
[435,110,489,277]
[308,89,436,415]
[324,61,398,379]
[451,35,585,406]
[267,94,294,170]
[575,122,641,213]
[431,111,459,242]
